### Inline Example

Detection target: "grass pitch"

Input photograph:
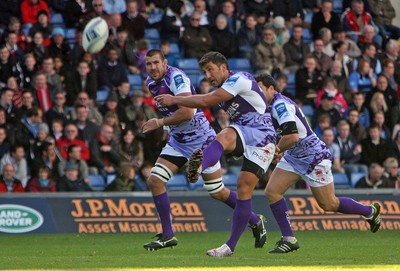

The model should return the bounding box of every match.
[0,230,399,271]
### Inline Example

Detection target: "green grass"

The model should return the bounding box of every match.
[0,230,399,271]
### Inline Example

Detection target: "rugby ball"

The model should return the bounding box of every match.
[82,17,109,54]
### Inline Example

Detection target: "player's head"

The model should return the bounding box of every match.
[255,73,277,102]
[199,51,230,87]
[145,49,167,82]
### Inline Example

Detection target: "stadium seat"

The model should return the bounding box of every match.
[144,28,160,42]
[333,173,350,188]
[177,58,200,72]
[228,58,252,72]
[96,89,109,103]
[169,43,181,57]
[285,73,296,97]
[333,0,343,14]
[188,177,205,191]
[89,175,105,191]
[222,173,237,190]
[166,174,189,191]
[50,13,65,27]
[304,12,313,24]
[65,28,76,41]
[350,172,367,188]
[186,71,204,88]
[148,9,164,25]
[301,104,314,118]
[128,74,142,89]
[106,174,116,185]
[302,28,313,44]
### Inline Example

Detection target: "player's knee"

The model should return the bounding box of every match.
[204,177,224,195]
[150,163,173,184]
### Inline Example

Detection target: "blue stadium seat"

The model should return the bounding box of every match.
[169,43,181,56]
[304,12,313,24]
[89,175,105,191]
[350,172,367,188]
[106,174,116,185]
[222,173,237,190]
[96,89,109,103]
[302,28,313,44]
[285,73,296,97]
[144,28,160,42]
[177,58,200,72]
[188,177,205,191]
[128,74,142,89]
[333,0,343,14]
[228,58,252,72]
[50,13,65,27]
[65,28,76,41]
[333,173,350,188]
[166,174,188,191]
[301,104,314,118]
[148,8,164,25]
[186,71,204,88]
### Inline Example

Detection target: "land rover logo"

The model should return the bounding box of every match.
[0,204,43,233]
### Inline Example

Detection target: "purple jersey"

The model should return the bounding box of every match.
[146,66,215,157]
[269,92,332,174]
[220,71,275,147]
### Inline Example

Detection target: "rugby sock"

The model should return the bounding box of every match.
[153,192,174,237]
[270,198,294,237]
[224,191,260,225]
[202,140,224,170]
[226,199,252,251]
[338,197,372,217]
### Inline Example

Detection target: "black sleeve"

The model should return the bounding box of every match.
[280,121,298,135]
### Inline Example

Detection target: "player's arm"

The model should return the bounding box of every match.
[276,122,299,153]
[155,87,234,108]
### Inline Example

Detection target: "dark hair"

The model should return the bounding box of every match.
[145,49,165,61]
[10,143,24,154]
[333,41,346,52]
[255,73,277,89]
[199,51,229,70]
[170,0,184,14]
[26,106,41,118]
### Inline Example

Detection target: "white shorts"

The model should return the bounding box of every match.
[276,158,333,188]
[160,143,221,174]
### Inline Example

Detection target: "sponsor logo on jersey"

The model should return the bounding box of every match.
[274,102,288,118]
[174,74,185,90]
[0,204,44,233]
[224,76,239,87]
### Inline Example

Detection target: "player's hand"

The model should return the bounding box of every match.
[155,94,175,107]
[272,146,282,164]
[142,118,161,134]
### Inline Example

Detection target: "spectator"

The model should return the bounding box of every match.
[14,106,43,155]
[57,162,92,191]
[271,0,304,27]
[332,25,361,58]
[81,0,110,28]
[25,31,48,65]
[121,0,147,44]
[210,14,237,59]
[50,118,63,141]
[315,78,348,114]
[318,27,334,57]
[104,163,135,191]
[368,93,388,124]
[57,123,91,161]
[358,25,382,51]
[311,38,332,76]
[311,0,340,39]
[295,55,324,103]
[7,17,29,50]
[7,77,23,109]
[322,127,345,173]
[30,122,51,159]
[0,163,24,192]
[382,157,399,188]
[252,26,285,76]
[343,92,370,128]
[32,72,53,112]
[73,104,100,145]
[97,48,128,92]
[103,111,122,144]
[312,93,342,128]
[0,127,11,160]
[349,58,377,94]
[335,119,368,177]
[366,0,400,40]
[20,0,50,26]
[29,9,52,42]
[119,128,144,170]
[220,0,241,34]
[89,124,121,179]
[367,74,398,112]
[0,44,22,86]
[19,90,36,117]
[283,25,310,73]
[4,30,26,64]
[21,53,39,91]
[271,16,290,46]
[26,165,57,192]
[53,56,68,90]
[30,141,59,178]
[41,57,62,93]
[69,91,103,125]
[160,40,178,68]
[181,11,213,59]
[134,161,150,191]
[63,0,90,28]
[237,13,262,59]
[355,163,392,188]
[372,110,391,140]
[44,91,70,126]
[192,0,211,27]
[346,108,367,141]
[360,123,393,166]
[0,87,21,125]
[160,0,185,43]
[65,60,97,105]
[125,89,158,130]
[48,27,71,62]
[0,144,28,187]
[313,113,332,140]
[332,42,353,78]
[58,144,89,181]
[354,43,381,76]
[98,91,128,125]
[381,59,397,92]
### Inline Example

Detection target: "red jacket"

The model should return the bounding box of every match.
[57,137,91,161]
[20,0,50,24]
[342,8,373,42]
[26,177,57,192]
[315,89,348,114]
[0,178,24,193]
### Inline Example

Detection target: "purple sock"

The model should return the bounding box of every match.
[270,198,294,237]
[202,140,224,170]
[226,199,252,251]
[153,192,174,237]
[224,191,260,225]
[338,197,372,217]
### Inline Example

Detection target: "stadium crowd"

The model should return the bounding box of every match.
[0,0,399,192]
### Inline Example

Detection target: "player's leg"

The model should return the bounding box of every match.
[144,156,180,251]
[309,160,381,233]
[265,160,301,253]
